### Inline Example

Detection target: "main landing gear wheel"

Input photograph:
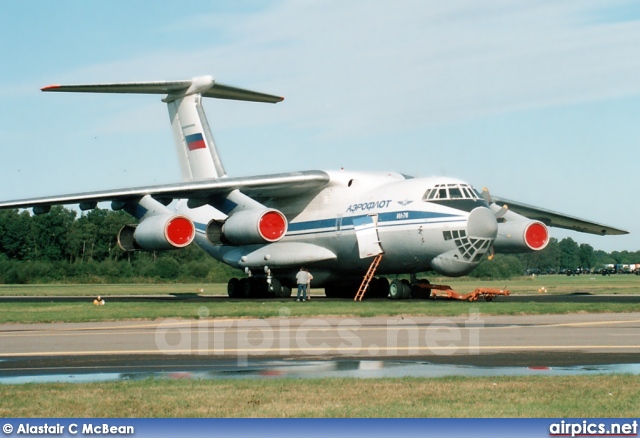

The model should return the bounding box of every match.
[278,285,292,298]
[324,283,358,299]
[268,278,281,297]
[411,279,432,300]
[227,277,241,298]
[268,278,292,298]
[228,277,291,299]
[389,278,424,300]
[369,277,389,298]
[389,279,407,300]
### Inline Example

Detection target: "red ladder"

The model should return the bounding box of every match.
[354,253,384,301]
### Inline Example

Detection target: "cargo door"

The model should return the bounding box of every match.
[353,214,383,258]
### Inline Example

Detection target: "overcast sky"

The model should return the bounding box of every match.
[1,0,640,252]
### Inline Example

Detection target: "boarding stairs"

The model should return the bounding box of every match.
[354,253,384,301]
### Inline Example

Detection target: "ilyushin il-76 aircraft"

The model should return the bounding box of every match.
[0,76,628,299]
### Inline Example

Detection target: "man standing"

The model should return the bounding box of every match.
[306,268,313,300]
[296,267,310,302]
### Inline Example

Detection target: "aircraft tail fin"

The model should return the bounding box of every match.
[42,75,283,181]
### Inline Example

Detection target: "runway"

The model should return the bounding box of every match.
[1,312,640,380]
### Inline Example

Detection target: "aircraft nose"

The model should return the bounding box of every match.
[467,206,498,240]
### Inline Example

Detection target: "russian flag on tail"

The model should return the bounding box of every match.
[185,133,206,151]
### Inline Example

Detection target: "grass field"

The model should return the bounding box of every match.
[2,273,640,297]
[1,275,640,324]
[1,375,639,417]
[2,275,639,419]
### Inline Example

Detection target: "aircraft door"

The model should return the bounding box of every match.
[353,214,383,258]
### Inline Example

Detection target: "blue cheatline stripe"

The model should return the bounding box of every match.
[193,210,464,240]
[287,218,341,232]
[287,211,462,234]
[378,211,456,222]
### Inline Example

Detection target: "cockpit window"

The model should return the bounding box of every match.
[449,187,463,199]
[423,183,481,201]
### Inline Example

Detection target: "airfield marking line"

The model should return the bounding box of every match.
[3,345,640,358]
[0,331,177,338]
[533,319,640,328]
[2,318,640,339]
[0,318,246,336]
[0,324,517,339]
[3,364,234,373]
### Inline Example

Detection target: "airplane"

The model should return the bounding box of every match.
[0,75,629,300]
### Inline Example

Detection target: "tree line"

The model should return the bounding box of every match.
[0,207,240,284]
[0,207,637,283]
[470,237,640,280]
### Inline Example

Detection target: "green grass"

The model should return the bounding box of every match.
[1,299,640,324]
[1,375,638,417]
[0,283,228,297]
[2,276,639,419]
[1,275,640,324]
[2,274,639,297]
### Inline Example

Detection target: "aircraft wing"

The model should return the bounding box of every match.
[0,171,330,211]
[491,196,628,236]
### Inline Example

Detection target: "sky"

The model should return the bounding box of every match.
[1,0,640,252]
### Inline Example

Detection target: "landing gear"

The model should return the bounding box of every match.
[231,274,503,302]
[227,277,242,298]
[227,276,292,299]
[268,278,292,298]
[411,279,432,299]
[388,279,412,299]
[369,277,389,298]
[388,279,406,299]
[325,282,359,299]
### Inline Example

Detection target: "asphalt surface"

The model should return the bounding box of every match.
[1,306,640,378]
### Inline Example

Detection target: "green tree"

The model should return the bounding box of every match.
[578,243,596,269]
[558,237,580,269]
[0,209,34,260]
[469,254,523,280]
[517,238,560,271]
[71,209,134,262]
[31,206,77,262]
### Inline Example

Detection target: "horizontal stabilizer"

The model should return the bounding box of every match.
[42,75,284,104]
[491,196,628,236]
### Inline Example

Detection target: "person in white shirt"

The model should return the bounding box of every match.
[295,267,310,301]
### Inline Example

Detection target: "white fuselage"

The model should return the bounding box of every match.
[178,170,497,287]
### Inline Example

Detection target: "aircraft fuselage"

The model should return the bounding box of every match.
[183,170,496,288]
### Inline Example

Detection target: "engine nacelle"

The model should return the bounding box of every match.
[220,209,287,245]
[493,220,549,253]
[117,215,195,251]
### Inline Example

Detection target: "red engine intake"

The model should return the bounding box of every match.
[221,208,288,245]
[494,220,549,253]
[258,211,287,242]
[117,215,195,251]
[524,222,549,251]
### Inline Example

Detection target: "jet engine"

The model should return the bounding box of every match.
[493,220,549,253]
[206,208,288,246]
[117,214,195,251]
